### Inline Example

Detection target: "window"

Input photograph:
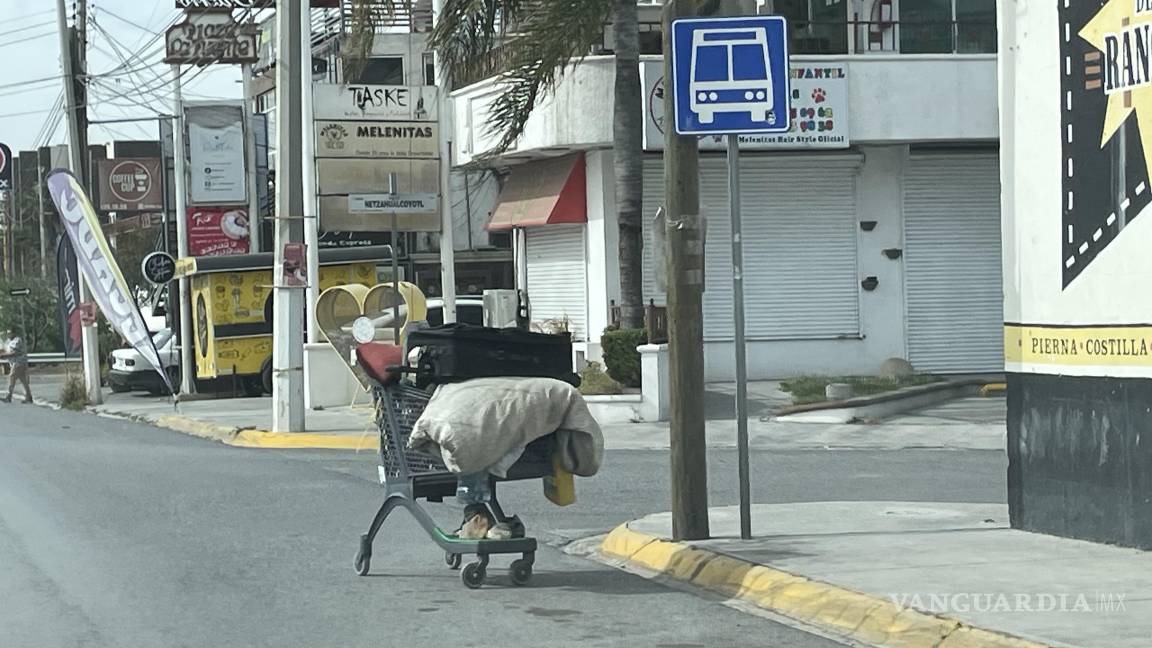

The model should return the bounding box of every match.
[353,57,405,85]
[777,0,849,54]
[423,52,436,86]
[955,0,996,53]
[899,0,996,54]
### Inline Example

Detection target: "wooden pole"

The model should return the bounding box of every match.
[662,0,709,541]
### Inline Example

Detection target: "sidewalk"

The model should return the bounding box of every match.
[597,502,1149,648]
[90,394,1005,451]
[29,368,1005,451]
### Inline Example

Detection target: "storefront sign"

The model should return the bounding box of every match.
[142,252,178,285]
[0,143,11,192]
[188,207,250,257]
[642,61,849,150]
[316,158,439,196]
[348,193,439,214]
[165,11,257,65]
[313,84,439,122]
[283,243,307,287]
[96,158,163,212]
[174,0,339,8]
[187,104,248,205]
[314,121,439,159]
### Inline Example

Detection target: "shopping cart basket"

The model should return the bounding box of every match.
[354,372,555,589]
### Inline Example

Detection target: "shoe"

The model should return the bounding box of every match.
[22,398,32,404]
[454,504,494,540]
[1,396,10,403]
[486,515,526,540]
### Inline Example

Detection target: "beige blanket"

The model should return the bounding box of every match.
[406,377,603,477]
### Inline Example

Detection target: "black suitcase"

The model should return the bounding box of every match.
[406,323,580,387]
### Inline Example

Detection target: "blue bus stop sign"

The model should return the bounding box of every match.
[670,16,791,136]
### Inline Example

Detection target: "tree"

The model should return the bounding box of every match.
[346,0,647,328]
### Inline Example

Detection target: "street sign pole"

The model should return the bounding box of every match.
[671,13,791,543]
[727,133,752,540]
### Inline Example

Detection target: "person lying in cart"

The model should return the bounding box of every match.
[408,375,605,540]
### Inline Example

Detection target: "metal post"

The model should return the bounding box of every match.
[172,65,195,395]
[242,63,262,254]
[272,0,306,432]
[727,134,752,541]
[158,117,171,255]
[301,23,320,344]
[389,172,400,345]
[431,0,457,321]
[57,0,102,405]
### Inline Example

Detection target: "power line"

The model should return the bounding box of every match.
[0,31,60,49]
[0,20,57,39]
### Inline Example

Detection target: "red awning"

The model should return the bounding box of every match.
[487,153,587,231]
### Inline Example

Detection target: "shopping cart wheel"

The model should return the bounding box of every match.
[445,551,462,570]
[509,559,533,587]
[461,561,486,589]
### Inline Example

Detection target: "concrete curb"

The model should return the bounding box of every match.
[772,380,986,424]
[600,524,1048,648]
[93,407,379,450]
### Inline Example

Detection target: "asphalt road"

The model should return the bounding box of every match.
[0,403,1007,648]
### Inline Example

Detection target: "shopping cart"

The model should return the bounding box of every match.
[353,353,554,589]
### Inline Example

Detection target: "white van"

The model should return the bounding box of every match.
[107,329,180,396]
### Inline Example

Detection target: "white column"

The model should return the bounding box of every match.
[583,150,621,362]
[432,0,457,321]
[172,66,195,396]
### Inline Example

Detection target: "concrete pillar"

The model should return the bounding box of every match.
[583,150,621,362]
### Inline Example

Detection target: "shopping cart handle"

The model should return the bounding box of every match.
[386,365,419,374]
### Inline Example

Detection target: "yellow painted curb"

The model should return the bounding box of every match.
[979,382,1007,396]
[229,429,379,450]
[600,523,1050,648]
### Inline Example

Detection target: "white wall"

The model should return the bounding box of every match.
[848,56,999,142]
[452,55,998,163]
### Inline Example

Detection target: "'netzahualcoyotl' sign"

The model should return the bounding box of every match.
[315,121,439,159]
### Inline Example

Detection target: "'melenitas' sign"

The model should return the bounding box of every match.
[314,121,439,159]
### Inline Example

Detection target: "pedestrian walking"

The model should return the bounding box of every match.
[1,327,33,404]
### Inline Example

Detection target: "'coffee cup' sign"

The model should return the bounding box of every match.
[96,158,164,212]
[109,161,152,204]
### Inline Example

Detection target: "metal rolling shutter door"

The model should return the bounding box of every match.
[642,155,861,340]
[903,152,1003,373]
[526,224,587,340]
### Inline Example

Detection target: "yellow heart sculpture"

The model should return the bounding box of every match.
[316,281,427,386]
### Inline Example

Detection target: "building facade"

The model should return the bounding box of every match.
[454,0,1000,380]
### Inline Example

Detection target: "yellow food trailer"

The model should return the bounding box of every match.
[175,246,394,395]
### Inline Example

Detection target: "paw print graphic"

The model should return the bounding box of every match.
[811,88,827,103]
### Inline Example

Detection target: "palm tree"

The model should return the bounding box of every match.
[344,0,647,329]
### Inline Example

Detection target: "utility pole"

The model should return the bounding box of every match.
[172,66,195,395]
[662,0,709,541]
[272,0,306,432]
[242,63,261,254]
[56,0,102,405]
[431,0,458,322]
